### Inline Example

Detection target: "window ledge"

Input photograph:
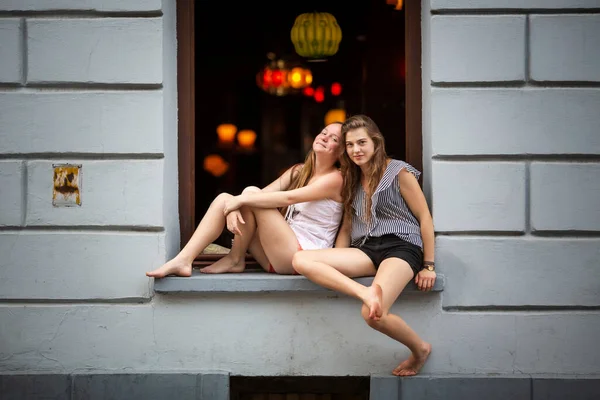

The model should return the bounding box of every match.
[153,271,445,294]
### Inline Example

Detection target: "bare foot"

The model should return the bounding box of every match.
[146,257,192,278]
[392,342,432,376]
[200,256,245,274]
[364,284,383,320]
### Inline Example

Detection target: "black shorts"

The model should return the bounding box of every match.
[352,234,423,277]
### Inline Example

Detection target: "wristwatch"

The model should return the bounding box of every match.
[423,261,435,272]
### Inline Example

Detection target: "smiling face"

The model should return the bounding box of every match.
[312,123,343,157]
[345,127,375,167]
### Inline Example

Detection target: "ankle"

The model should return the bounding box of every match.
[174,254,194,265]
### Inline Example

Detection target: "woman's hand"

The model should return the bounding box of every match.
[415,269,436,292]
[226,210,245,236]
[223,195,244,215]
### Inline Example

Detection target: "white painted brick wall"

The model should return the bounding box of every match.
[0,232,165,300]
[27,18,162,84]
[0,161,23,226]
[0,19,22,83]
[0,0,162,12]
[431,88,600,155]
[432,162,526,231]
[26,160,163,227]
[431,0,600,9]
[0,92,163,154]
[1,302,598,375]
[431,16,525,82]
[438,237,600,307]
[531,163,600,231]
[530,15,600,82]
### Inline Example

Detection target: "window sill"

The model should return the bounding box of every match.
[153,271,445,294]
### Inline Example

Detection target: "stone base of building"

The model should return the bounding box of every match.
[1,372,599,399]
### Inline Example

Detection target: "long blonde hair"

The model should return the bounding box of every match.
[280,122,343,216]
[340,115,388,223]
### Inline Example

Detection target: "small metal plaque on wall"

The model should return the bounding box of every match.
[53,164,82,207]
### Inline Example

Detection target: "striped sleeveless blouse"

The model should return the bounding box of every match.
[350,159,423,249]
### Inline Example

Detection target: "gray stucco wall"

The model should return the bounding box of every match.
[0,0,599,384]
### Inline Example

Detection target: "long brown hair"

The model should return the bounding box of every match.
[340,115,388,223]
[280,122,343,215]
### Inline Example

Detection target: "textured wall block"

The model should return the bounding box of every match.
[400,376,530,400]
[432,161,526,232]
[0,161,23,226]
[0,0,161,11]
[72,374,199,400]
[438,237,600,307]
[431,0,600,9]
[0,19,22,83]
[0,92,162,154]
[432,16,525,82]
[532,376,600,400]
[28,18,162,84]
[0,232,164,300]
[26,160,163,227]
[432,88,600,155]
[0,374,72,400]
[531,162,600,231]
[531,15,600,82]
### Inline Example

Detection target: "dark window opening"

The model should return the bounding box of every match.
[230,376,370,400]
[176,0,422,258]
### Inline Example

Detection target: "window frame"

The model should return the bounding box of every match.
[175,0,423,257]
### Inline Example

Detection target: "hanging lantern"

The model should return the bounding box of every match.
[288,67,313,89]
[203,154,229,177]
[386,0,403,10]
[290,12,342,61]
[325,109,346,126]
[257,56,313,96]
[216,123,237,144]
[237,129,257,149]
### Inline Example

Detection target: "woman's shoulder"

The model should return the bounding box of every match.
[389,159,421,179]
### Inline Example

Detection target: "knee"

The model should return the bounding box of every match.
[214,192,232,204]
[361,304,386,330]
[242,186,261,194]
[291,251,310,275]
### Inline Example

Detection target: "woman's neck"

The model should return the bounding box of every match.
[313,156,335,176]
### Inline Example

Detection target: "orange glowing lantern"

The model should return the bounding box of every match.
[288,67,313,89]
[386,0,403,10]
[257,54,312,96]
[237,129,257,149]
[325,109,346,126]
[216,123,237,144]
[203,154,229,177]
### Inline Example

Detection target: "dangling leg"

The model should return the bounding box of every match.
[146,193,234,278]
[359,258,432,376]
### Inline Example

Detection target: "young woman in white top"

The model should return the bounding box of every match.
[292,115,436,376]
[145,122,344,278]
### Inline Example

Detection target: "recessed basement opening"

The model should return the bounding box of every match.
[230,376,370,400]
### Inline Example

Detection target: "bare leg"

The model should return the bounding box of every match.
[360,258,432,376]
[200,206,258,273]
[292,249,382,318]
[146,193,233,278]
[248,207,305,274]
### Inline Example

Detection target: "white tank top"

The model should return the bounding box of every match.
[284,198,343,250]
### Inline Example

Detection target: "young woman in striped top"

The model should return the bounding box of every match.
[293,114,436,376]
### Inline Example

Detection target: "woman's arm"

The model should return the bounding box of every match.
[224,171,343,215]
[398,169,435,264]
[334,215,352,248]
